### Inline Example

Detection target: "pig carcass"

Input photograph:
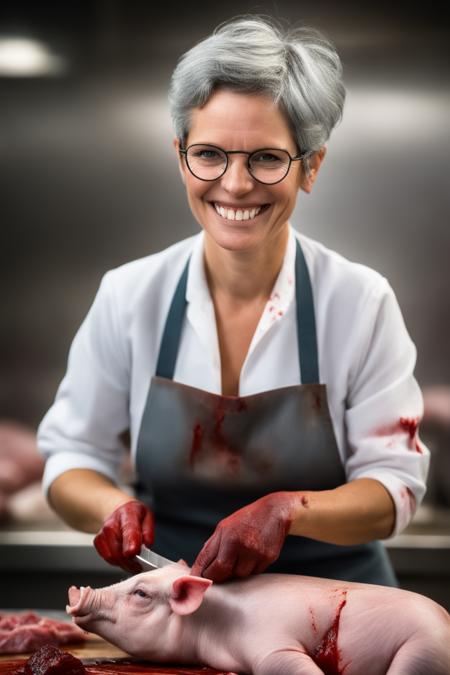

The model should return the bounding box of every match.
[67,561,450,675]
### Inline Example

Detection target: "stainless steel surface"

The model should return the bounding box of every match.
[134,544,174,571]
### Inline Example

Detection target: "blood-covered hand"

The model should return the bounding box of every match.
[94,500,154,573]
[191,492,297,582]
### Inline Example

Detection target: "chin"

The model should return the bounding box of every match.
[205,221,270,253]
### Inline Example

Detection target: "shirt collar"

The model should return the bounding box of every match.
[185,230,210,305]
[185,225,297,314]
[253,226,296,341]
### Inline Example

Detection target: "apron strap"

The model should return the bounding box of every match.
[295,240,319,383]
[155,240,320,384]
[155,257,190,379]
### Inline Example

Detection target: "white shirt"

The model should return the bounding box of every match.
[37,227,429,537]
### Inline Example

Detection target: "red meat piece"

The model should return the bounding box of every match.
[12,644,86,674]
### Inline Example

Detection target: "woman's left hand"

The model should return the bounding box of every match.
[191,492,296,582]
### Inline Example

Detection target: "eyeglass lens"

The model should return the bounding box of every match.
[186,145,291,184]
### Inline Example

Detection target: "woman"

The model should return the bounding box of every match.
[37,17,429,586]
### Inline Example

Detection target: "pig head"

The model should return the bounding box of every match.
[67,560,212,663]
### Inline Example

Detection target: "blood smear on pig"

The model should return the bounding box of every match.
[309,606,318,634]
[311,590,349,675]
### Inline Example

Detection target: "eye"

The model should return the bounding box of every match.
[192,149,221,161]
[188,146,225,164]
[132,588,148,598]
[198,149,220,159]
[251,151,282,163]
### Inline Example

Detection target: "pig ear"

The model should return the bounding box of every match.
[169,575,212,616]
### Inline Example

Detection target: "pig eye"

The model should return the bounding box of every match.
[133,588,148,599]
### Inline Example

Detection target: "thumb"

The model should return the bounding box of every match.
[120,504,144,556]
[191,534,220,577]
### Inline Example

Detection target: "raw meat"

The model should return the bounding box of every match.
[11,644,86,674]
[0,612,86,655]
[0,654,233,674]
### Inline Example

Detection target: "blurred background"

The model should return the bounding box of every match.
[0,0,449,610]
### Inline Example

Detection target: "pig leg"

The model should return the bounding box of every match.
[254,648,324,675]
[387,637,450,675]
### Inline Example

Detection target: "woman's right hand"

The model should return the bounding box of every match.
[94,500,154,572]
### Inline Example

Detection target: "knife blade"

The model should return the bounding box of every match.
[134,544,174,570]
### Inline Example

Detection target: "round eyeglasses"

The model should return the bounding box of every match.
[179,144,305,185]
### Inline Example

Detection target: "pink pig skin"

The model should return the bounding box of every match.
[67,561,450,675]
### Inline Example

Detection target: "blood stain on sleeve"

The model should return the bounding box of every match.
[371,417,424,454]
[399,416,424,454]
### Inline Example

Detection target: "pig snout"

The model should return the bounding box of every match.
[68,586,82,609]
[66,585,115,629]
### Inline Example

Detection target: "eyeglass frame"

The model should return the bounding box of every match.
[179,143,307,185]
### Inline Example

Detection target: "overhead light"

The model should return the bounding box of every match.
[0,37,67,77]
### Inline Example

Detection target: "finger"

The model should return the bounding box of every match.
[93,532,114,562]
[233,554,258,579]
[141,509,155,547]
[201,536,238,583]
[95,530,141,572]
[104,524,127,563]
[93,530,129,570]
[254,558,272,574]
[191,533,221,578]
[120,508,143,557]
[202,556,235,583]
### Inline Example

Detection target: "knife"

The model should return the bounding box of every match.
[134,544,174,570]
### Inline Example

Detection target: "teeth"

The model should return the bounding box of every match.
[214,204,263,221]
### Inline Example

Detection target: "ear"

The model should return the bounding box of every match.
[173,137,186,185]
[169,575,212,616]
[300,146,326,194]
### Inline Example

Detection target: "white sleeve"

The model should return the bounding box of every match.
[37,271,130,495]
[344,278,430,537]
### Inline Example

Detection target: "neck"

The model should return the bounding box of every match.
[168,584,246,673]
[203,226,289,302]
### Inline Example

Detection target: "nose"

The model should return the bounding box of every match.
[220,154,254,195]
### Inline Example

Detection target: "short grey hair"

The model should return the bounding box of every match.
[168,16,345,166]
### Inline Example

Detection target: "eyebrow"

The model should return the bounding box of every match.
[187,143,296,153]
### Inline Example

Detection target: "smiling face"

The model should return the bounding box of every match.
[175,89,324,255]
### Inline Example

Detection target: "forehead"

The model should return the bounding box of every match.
[187,89,295,150]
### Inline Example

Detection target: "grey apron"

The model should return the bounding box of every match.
[135,240,397,586]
